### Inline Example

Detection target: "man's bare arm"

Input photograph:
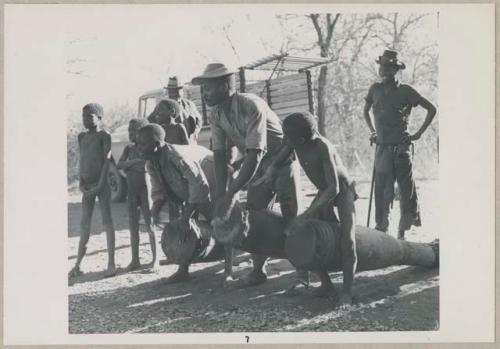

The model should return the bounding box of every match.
[363,100,376,134]
[214,149,229,200]
[410,97,437,140]
[227,149,263,195]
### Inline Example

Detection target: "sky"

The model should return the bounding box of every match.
[64,6,290,117]
[63,5,438,119]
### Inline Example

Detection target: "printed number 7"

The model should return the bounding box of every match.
[245,336,249,343]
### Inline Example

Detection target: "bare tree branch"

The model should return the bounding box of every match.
[400,14,427,35]
[222,23,241,65]
[325,13,341,49]
[309,14,324,50]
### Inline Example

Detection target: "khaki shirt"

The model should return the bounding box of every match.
[209,92,284,159]
[147,144,212,204]
[365,82,422,145]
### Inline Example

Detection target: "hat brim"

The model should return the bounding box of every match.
[191,71,234,85]
[375,58,406,70]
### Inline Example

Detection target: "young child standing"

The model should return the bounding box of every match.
[117,118,157,271]
[363,50,437,239]
[152,99,190,145]
[69,103,116,278]
[254,112,358,309]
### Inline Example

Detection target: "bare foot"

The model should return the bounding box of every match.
[284,281,309,297]
[338,292,353,310]
[68,267,83,278]
[236,271,267,288]
[163,270,190,284]
[223,275,238,288]
[312,284,338,298]
[145,261,160,271]
[103,265,117,278]
[125,260,141,272]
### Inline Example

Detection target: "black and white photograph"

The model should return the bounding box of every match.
[66,8,440,334]
[3,3,495,346]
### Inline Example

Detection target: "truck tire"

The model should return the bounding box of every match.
[108,161,127,203]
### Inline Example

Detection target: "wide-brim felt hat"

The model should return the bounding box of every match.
[376,49,406,70]
[191,63,235,85]
[166,76,183,89]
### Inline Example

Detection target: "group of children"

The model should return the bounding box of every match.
[69,49,436,309]
[69,98,192,277]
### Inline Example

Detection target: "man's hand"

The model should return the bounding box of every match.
[401,132,420,144]
[369,132,377,146]
[251,165,276,187]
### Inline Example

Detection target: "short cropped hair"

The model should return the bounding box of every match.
[283,112,318,140]
[82,103,104,118]
[138,123,165,142]
[129,118,149,129]
[157,99,181,118]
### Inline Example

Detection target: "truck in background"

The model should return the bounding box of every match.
[107,54,330,202]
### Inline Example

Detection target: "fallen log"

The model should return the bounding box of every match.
[284,218,439,272]
[161,206,438,271]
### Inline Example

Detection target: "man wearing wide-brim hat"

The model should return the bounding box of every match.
[363,49,437,239]
[192,63,306,288]
[165,76,203,143]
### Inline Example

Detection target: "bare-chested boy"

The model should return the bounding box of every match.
[117,118,157,271]
[152,99,190,145]
[69,103,116,278]
[255,112,357,308]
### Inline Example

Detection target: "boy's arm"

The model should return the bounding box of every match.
[177,124,190,145]
[116,145,135,171]
[146,161,166,223]
[409,97,437,141]
[252,142,293,187]
[95,133,112,191]
[302,144,339,218]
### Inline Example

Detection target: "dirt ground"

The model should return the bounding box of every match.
[68,178,439,333]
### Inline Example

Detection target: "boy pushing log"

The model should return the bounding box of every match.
[254,112,357,308]
[137,124,235,285]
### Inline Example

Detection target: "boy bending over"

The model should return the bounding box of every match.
[69,103,116,278]
[117,118,157,271]
[255,112,357,308]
